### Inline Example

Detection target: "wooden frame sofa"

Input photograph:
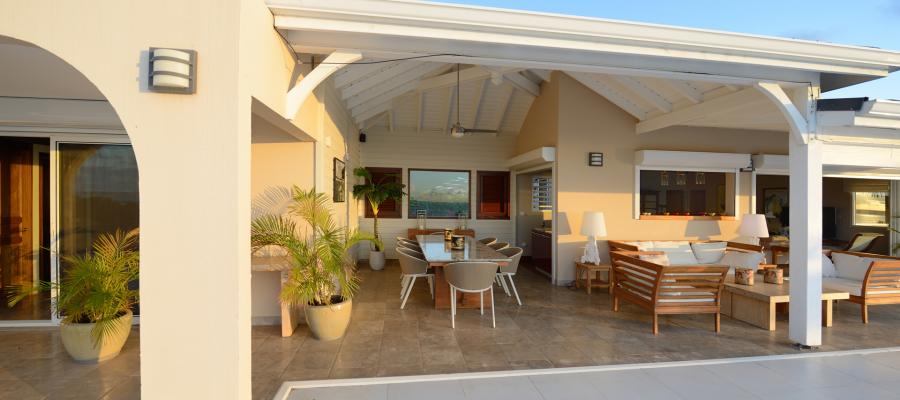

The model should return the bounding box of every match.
[824,250,900,323]
[610,250,729,334]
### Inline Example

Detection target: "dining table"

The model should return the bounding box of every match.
[416,235,512,309]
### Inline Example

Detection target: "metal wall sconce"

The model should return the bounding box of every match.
[148,48,196,94]
[588,152,603,166]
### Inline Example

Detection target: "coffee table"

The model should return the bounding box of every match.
[720,277,849,331]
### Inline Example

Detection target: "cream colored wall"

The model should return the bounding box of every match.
[0,0,304,397]
[358,129,517,258]
[516,73,559,155]
[548,73,789,283]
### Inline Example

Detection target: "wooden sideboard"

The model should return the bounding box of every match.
[407,228,475,239]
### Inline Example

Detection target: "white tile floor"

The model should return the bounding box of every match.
[277,347,900,400]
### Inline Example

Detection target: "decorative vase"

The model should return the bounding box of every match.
[369,250,385,270]
[764,268,784,284]
[735,268,755,285]
[60,310,133,363]
[305,297,352,341]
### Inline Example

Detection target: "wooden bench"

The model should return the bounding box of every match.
[827,250,900,323]
[610,251,729,334]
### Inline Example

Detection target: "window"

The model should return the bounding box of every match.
[531,176,552,211]
[852,191,888,227]
[408,169,470,219]
[638,169,736,219]
[477,171,510,220]
[363,167,402,219]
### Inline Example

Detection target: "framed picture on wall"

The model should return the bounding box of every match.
[333,158,346,202]
[763,188,788,218]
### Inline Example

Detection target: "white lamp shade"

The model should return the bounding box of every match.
[738,214,769,238]
[580,211,607,237]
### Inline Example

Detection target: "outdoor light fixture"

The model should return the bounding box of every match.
[588,152,604,166]
[148,47,196,94]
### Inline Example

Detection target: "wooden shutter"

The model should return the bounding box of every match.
[477,171,510,220]
[363,167,402,218]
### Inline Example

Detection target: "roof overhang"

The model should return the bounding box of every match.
[268,0,900,91]
[817,100,900,146]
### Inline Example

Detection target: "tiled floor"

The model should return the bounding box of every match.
[279,348,900,400]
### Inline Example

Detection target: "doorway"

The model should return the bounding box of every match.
[0,137,50,320]
[516,168,553,279]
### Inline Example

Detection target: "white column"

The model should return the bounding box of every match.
[788,138,823,346]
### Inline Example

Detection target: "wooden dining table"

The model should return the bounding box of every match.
[416,235,511,310]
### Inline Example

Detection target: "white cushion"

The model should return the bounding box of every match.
[832,252,874,282]
[691,242,727,264]
[822,253,838,278]
[639,253,670,266]
[823,277,863,296]
[720,250,764,270]
[651,241,698,265]
[623,241,653,251]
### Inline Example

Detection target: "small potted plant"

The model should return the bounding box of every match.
[352,167,406,270]
[8,229,139,363]
[251,186,374,340]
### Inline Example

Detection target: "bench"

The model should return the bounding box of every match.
[824,250,900,323]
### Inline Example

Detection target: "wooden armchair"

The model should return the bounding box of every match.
[610,251,729,334]
[828,250,900,323]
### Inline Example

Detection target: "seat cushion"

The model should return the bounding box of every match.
[651,241,699,265]
[691,242,727,264]
[639,253,670,266]
[720,250,764,270]
[822,253,838,278]
[823,277,862,296]
[832,252,875,282]
[623,241,653,251]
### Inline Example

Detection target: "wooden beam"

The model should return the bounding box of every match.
[666,80,703,104]
[567,72,647,121]
[341,60,423,100]
[612,76,672,113]
[754,82,809,144]
[495,85,515,132]
[333,60,388,89]
[471,79,489,129]
[416,92,425,134]
[530,69,552,82]
[416,66,493,92]
[345,63,442,109]
[504,71,540,97]
[285,49,362,120]
[635,87,760,134]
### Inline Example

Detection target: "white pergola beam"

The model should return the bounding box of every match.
[503,71,540,97]
[755,82,809,144]
[495,85,515,132]
[529,69,552,82]
[666,80,704,104]
[612,76,673,113]
[341,60,423,100]
[471,79,489,129]
[333,60,388,89]
[567,72,647,121]
[285,49,362,120]
[635,87,760,134]
[416,92,425,134]
[345,63,442,109]
[416,66,494,92]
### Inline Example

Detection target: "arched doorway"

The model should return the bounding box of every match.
[0,36,139,324]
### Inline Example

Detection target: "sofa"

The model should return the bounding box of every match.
[823,250,900,323]
[607,240,768,270]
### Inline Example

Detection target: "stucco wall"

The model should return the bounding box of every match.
[516,73,559,154]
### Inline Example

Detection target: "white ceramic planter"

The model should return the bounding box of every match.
[305,298,352,341]
[60,310,133,363]
[369,250,386,270]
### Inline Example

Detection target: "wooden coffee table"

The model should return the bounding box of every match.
[720,277,849,331]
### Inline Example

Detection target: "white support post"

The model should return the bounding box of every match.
[285,49,362,120]
[788,138,823,347]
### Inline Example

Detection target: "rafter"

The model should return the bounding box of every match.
[416,66,493,92]
[333,60,391,89]
[503,71,540,97]
[612,76,672,113]
[470,79,489,129]
[416,92,425,134]
[567,72,647,120]
[529,69,552,82]
[495,85,515,132]
[666,80,703,104]
[341,60,423,100]
[635,88,761,134]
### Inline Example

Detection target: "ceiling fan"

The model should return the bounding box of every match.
[449,63,499,138]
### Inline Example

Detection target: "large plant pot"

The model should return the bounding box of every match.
[305,298,352,341]
[369,250,386,270]
[60,310,133,363]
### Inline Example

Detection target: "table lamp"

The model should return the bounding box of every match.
[738,214,769,245]
[580,211,607,265]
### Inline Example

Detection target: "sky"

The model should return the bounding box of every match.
[443,0,900,100]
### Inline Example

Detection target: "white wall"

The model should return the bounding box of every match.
[358,129,517,258]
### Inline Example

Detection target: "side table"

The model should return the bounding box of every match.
[574,261,612,295]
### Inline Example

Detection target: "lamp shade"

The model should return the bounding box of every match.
[738,214,769,238]
[580,211,607,237]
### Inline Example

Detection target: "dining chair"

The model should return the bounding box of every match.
[496,247,524,306]
[397,239,422,252]
[396,247,434,309]
[843,232,884,252]
[478,237,497,245]
[444,261,499,328]
[487,242,509,251]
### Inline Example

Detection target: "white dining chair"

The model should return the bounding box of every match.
[396,247,433,309]
[487,242,509,251]
[478,237,497,245]
[444,261,499,328]
[496,247,524,306]
[397,239,422,252]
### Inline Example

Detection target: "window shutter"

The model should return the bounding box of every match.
[477,171,510,220]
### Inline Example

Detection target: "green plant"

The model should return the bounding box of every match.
[351,167,406,252]
[7,228,139,346]
[251,186,374,306]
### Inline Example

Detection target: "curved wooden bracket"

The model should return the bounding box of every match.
[284,49,362,120]
[754,82,810,145]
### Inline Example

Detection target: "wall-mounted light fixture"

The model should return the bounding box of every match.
[588,152,603,166]
[148,48,196,94]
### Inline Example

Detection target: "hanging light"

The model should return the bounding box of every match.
[696,172,706,185]
[660,171,669,186]
[676,172,686,185]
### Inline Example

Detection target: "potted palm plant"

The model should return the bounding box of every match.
[8,228,139,363]
[352,167,406,270]
[251,186,373,341]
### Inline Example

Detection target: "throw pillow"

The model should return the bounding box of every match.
[691,242,727,264]
[832,252,871,281]
[651,241,698,265]
[821,253,838,278]
[720,250,764,270]
[639,253,670,266]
